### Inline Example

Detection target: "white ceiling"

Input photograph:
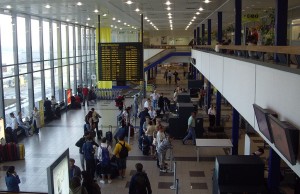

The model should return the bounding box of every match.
[0,0,299,32]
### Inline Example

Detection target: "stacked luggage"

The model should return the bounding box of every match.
[0,142,25,162]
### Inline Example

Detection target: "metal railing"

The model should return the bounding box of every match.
[96,89,122,100]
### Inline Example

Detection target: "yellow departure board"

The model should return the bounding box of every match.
[98,42,143,81]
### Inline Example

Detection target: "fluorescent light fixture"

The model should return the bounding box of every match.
[124,22,127,25]
[191,19,194,22]
[127,24,130,26]
[196,12,200,15]
[167,13,172,16]
[120,28,123,30]
[112,17,116,20]
[165,1,171,6]
[103,14,107,16]
[94,9,99,13]
[45,4,51,9]
[92,25,95,27]
[135,8,140,12]
[75,21,78,24]
[150,22,153,24]
[66,19,70,22]
[168,16,172,19]
[193,16,196,19]
[77,2,82,6]
[199,7,204,11]
[166,7,171,10]
[147,20,150,22]
[125,0,133,5]
[204,0,211,3]
[117,20,121,22]
[6,5,12,9]
[86,23,89,26]
[144,16,148,19]
[115,26,117,28]
[87,17,91,20]
[110,25,114,27]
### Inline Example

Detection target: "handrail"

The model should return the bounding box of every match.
[144,49,175,65]
[145,45,191,49]
[194,45,300,55]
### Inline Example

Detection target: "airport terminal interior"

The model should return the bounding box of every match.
[0,0,300,194]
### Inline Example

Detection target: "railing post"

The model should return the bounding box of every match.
[175,179,179,194]
[170,161,177,190]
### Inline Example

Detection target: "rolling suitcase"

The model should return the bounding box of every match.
[130,124,134,137]
[106,125,113,143]
[18,143,25,160]
[97,125,103,140]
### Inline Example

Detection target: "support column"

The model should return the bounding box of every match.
[235,0,242,46]
[207,19,211,45]
[275,0,288,62]
[196,27,200,45]
[194,29,196,45]
[216,91,221,126]
[218,12,223,43]
[207,82,211,109]
[268,148,281,193]
[201,24,205,45]
[232,108,239,155]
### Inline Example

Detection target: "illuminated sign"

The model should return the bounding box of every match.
[98,42,143,81]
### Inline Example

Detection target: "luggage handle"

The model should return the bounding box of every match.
[108,125,112,132]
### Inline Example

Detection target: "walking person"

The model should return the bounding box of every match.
[32,107,41,135]
[208,104,216,127]
[182,111,197,145]
[129,163,152,194]
[157,93,165,115]
[164,69,168,83]
[91,108,102,139]
[82,85,89,106]
[150,90,159,110]
[173,70,178,84]
[5,166,20,192]
[167,70,172,84]
[113,135,131,179]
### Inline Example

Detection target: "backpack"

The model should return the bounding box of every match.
[134,172,147,193]
[118,142,128,159]
[101,145,110,166]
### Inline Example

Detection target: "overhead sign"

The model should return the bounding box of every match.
[98,42,143,81]
[242,14,259,22]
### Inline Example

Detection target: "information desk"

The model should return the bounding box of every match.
[196,139,233,162]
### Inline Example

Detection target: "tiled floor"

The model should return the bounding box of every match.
[0,70,274,193]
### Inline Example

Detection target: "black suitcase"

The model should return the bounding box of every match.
[97,125,103,140]
[106,125,113,143]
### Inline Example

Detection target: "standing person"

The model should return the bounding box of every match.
[143,98,151,109]
[148,106,157,120]
[5,166,20,192]
[69,176,88,194]
[77,85,83,99]
[113,135,131,179]
[208,104,216,127]
[84,111,93,132]
[129,163,152,194]
[82,136,96,178]
[133,94,139,118]
[145,121,156,156]
[173,89,178,103]
[157,135,173,172]
[138,109,150,148]
[17,112,32,137]
[81,171,101,194]
[9,113,18,143]
[97,137,112,184]
[156,125,166,168]
[173,70,179,84]
[182,111,196,145]
[150,90,159,110]
[163,69,168,83]
[32,107,41,135]
[91,108,102,139]
[167,70,172,84]
[69,158,82,180]
[157,93,165,115]
[82,85,89,106]
[75,132,90,170]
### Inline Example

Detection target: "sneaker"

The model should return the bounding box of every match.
[108,180,112,184]
[100,180,105,184]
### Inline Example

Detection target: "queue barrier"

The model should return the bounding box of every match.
[96,89,122,100]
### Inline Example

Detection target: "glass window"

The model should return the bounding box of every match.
[33,71,42,106]
[76,63,81,85]
[20,74,30,116]
[33,62,41,71]
[44,69,52,98]
[81,27,85,56]
[54,67,60,100]
[2,65,15,77]
[44,61,51,69]
[43,21,50,60]
[0,14,14,66]
[4,77,17,122]
[31,18,40,61]
[69,25,74,57]
[61,23,67,58]
[53,22,58,59]
[19,64,27,74]
[17,16,27,63]
[70,64,75,92]
[75,26,79,56]
[86,28,90,56]
[63,65,68,90]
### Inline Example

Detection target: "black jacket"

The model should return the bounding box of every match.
[129,172,152,194]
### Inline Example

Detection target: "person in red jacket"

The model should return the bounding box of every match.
[82,85,89,106]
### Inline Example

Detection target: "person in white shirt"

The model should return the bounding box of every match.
[97,137,113,184]
[9,113,19,143]
[208,104,216,127]
[143,98,151,109]
[16,112,32,137]
[148,106,157,120]
[173,90,178,102]
[150,90,160,110]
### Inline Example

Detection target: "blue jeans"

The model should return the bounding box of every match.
[152,99,157,110]
[183,127,196,145]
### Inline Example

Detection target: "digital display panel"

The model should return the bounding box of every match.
[253,104,274,142]
[47,149,70,194]
[98,42,143,81]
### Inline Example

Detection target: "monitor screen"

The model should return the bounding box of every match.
[253,104,274,142]
[268,116,297,165]
[47,149,70,194]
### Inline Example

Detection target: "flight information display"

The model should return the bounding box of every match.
[98,42,143,81]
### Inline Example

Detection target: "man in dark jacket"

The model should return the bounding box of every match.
[138,108,150,147]
[129,163,152,194]
[69,158,82,179]
[75,132,90,170]
[157,93,165,115]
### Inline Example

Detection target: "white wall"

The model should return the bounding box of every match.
[192,49,300,176]
[144,49,164,61]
